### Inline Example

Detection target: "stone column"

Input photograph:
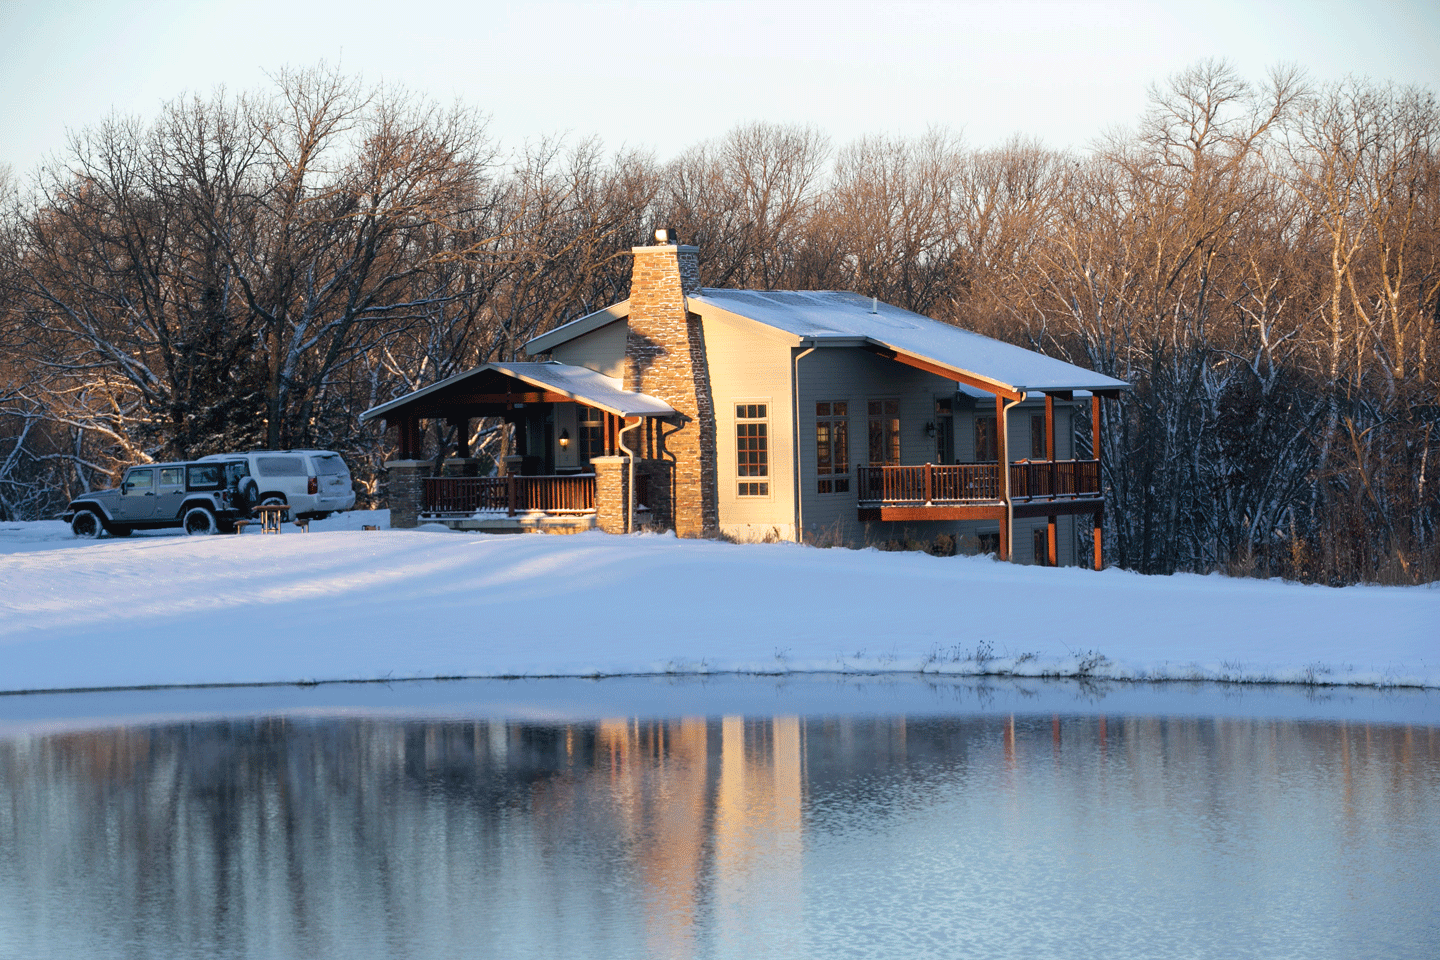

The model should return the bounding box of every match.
[385,460,431,529]
[591,456,630,535]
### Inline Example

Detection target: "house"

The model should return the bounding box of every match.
[360,231,1129,567]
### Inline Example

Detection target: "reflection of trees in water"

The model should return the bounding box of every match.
[0,715,1435,957]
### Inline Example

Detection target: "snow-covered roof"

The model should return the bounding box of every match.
[360,362,674,422]
[688,290,1129,396]
[525,301,629,355]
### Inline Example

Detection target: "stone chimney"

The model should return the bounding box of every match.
[625,229,718,537]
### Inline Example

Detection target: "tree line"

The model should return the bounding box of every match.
[2,61,1436,584]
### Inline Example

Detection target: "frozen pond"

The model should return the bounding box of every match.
[1,677,1437,959]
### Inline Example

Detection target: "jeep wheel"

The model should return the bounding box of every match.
[70,511,102,539]
[261,496,289,522]
[183,506,218,536]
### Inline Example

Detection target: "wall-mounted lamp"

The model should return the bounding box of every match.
[558,428,571,449]
[924,421,936,438]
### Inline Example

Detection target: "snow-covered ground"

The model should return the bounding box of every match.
[1,511,1435,694]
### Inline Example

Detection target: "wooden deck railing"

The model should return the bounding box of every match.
[423,474,596,517]
[1008,459,1100,501]
[857,464,1000,504]
[857,460,1099,505]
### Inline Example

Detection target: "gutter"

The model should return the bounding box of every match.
[617,416,643,534]
[791,346,816,543]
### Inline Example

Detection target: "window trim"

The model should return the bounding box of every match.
[815,400,851,495]
[734,399,772,498]
[867,397,901,466]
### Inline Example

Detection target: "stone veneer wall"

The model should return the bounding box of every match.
[591,456,630,534]
[624,243,718,538]
[384,460,431,529]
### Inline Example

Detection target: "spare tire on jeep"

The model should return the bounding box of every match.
[232,477,259,515]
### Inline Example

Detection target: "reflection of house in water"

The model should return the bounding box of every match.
[4,713,1435,958]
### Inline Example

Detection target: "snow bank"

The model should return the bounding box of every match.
[1,514,1435,693]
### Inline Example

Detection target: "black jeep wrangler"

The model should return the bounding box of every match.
[62,459,257,538]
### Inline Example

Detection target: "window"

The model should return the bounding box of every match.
[123,469,153,492]
[257,456,305,477]
[1031,414,1047,460]
[867,399,900,465]
[816,401,849,494]
[158,467,183,487]
[314,455,347,476]
[935,398,954,464]
[975,415,997,462]
[736,403,769,496]
[187,464,224,489]
[578,405,605,463]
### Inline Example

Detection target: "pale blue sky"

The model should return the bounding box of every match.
[2,0,1437,178]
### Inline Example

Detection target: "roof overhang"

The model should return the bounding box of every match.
[360,361,674,423]
[524,301,630,355]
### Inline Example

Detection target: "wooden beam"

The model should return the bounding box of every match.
[1047,516,1058,567]
[1091,394,1101,461]
[996,393,1010,561]
[1045,394,1056,460]
[437,391,572,405]
[1091,394,1102,571]
[1011,499,1103,520]
[857,505,1006,523]
[863,344,1025,403]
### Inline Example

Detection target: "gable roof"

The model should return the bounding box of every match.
[689,290,1129,397]
[359,361,674,422]
[524,289,1128,398]
[525,300,629,355]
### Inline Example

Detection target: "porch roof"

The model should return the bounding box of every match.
[359,362,675,422]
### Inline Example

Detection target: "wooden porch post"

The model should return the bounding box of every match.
[1091,394,1103,571]
[996,394,1010,561]
[450,417,470,458]
[1045,394,1057,566]
[398,415,421,459]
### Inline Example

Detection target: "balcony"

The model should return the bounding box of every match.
[856,460,1101,522]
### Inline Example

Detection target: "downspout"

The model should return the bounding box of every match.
[617,416,643,534]
[1000,392,1025,561]
[791,346,816,543]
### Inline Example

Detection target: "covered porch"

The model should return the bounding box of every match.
[854,374,1116,567]
[359,362,673,531]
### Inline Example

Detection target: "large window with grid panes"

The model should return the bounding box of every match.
[736,402,769,496]
[578,405,605,466]
[867,399,900,465]
[815,401,849,493]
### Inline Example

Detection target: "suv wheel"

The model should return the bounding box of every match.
[183,506,218,536]
[70,511,102,539]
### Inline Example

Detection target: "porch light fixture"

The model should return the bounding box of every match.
[924,421,936,438]
[558,429,571,449]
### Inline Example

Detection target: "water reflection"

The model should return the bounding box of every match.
[1,713,1436,959]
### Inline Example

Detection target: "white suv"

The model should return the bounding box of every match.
[197,450,356,520]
